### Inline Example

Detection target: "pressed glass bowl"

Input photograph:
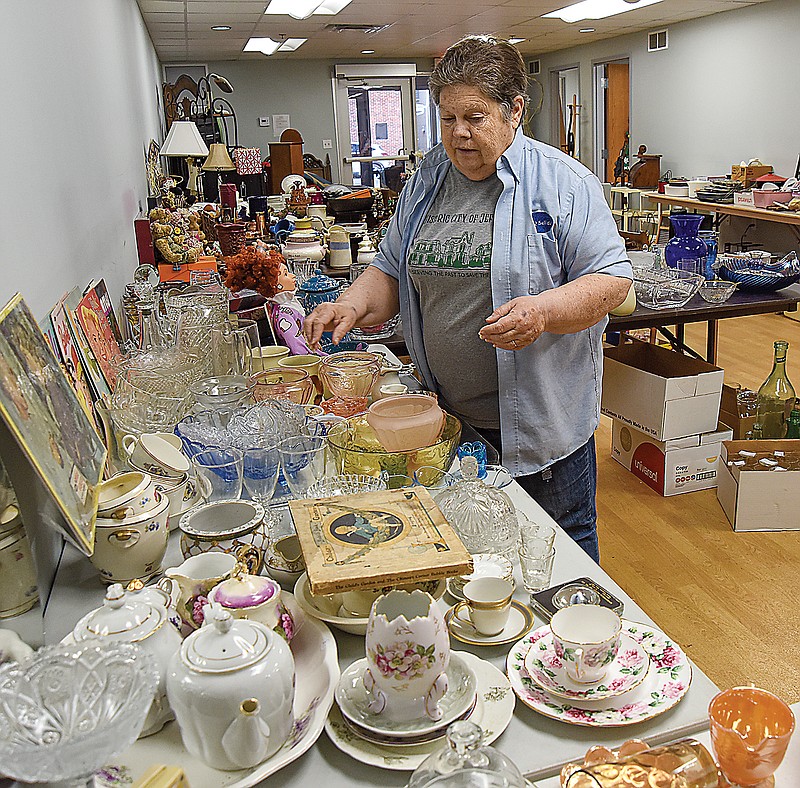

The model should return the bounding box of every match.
[633,267,703,309]
[306,473,388,498]
[0,642,158,785]
[189,374,255,408]
[698,280,738,303]
[326,413,462,478]
[319,351,382,399]
[251,367,316,405]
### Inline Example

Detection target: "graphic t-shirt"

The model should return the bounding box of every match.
[407,166,503,428]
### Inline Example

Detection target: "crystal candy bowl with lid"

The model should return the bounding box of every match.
[166,603,295,771]
[0,641,158,786]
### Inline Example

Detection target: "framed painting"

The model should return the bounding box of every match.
[0,294,106,554]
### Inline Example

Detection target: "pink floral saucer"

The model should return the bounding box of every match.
[506,620,692,728]
[524,628,649,701]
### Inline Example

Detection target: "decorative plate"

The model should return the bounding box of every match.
[335,653,477,738]
[281,174,307,194]
[524,629,649,700]
[325,651,515,771]
[445,600,535,647]
[100,604,339,787]
[506,620,691,728]
[293,573,446,637]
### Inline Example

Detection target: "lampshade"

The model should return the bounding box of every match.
[202,143,236,172]
[160,121,209,157]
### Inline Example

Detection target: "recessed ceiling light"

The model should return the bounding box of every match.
[508,37,526,45]
[580,27,595,32]
[543,0,663,23]
[244,36,307,55]
[361,49,375,54]
[211,25,231,31]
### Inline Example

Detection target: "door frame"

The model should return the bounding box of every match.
[332,63,417,186]
[591,54,631,183]
[548,63,580,156]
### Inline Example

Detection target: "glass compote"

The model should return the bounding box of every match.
[709,686,795,788]
[0,641,157,787]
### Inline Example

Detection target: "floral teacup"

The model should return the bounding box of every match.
[550,604,621,684]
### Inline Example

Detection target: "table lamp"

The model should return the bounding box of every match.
[160,121,209,197]
[202,143,236,205]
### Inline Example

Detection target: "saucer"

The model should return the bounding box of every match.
[325,651,515,771]
[445,600,535,647]
[506,619,692,728]
[335,653,477,738]
[524,629,649,700]
[446,553,514,602]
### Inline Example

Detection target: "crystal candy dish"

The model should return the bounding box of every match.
[0,642,158,785]
[633,266,703,310]
[698,280,738,303]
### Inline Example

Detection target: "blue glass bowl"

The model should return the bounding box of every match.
[717,253,800,292]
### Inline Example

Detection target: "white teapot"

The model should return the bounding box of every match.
[166,603,295,771]
[71,582,182,736]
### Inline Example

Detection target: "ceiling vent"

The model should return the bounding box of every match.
[528,59,541,75]
[326,23,392,34]
[648,29,668,51]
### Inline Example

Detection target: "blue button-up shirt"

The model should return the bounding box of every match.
[371,130,632,476]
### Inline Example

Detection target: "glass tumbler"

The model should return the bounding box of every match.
[278,435,329,497]
[519,545,556,595]
[243,445,281,505]
[192,448,244,501]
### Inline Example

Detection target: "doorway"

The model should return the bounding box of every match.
[592,59,629,183]
[550,66,580,160]
[333,65,416,188]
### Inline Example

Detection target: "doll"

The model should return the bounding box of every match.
[224,245,320,356]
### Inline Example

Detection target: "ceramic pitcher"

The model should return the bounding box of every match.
[364,589,450,723]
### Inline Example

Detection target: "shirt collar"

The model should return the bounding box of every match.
[497,127,525,182]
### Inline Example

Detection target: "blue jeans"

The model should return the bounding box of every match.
[477,430,600,563]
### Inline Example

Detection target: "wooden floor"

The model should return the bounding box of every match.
[596,310,800,703]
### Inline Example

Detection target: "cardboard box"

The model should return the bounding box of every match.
[611,419,732,496]
[733,191,755,207]
[716,440,800,531]
[719,383,757,440]
[602,342,724,441]
[731,164,773,187]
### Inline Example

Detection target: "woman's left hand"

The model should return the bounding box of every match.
[478,296,546,350]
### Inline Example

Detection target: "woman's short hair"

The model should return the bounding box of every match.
[429,35,528,120]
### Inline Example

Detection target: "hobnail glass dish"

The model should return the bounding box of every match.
[326,412,462,479]
[306,473,387,498]
[175,399,313,457]
[633,267,703,310]
[698,280,738,304]
[0,642,158,786]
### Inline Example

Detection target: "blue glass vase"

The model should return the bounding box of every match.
[698,230,718,280]
[665,214,707,273]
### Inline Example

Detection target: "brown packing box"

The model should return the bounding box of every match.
[288,487,472,596]
[730,164,773,188]
[716,439,800,531]
[719,383,757,440]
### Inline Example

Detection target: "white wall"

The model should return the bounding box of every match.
[530,0,800,180]
[0,0,162,320]
[205,57,434,182]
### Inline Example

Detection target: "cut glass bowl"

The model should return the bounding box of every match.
[698,280,738,303]
[306,473,388,498]
[0,642,157,785]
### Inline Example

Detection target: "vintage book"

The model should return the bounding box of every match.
[89,278,125,346]
[289,487,472,596]
[76,285,123,390]
[63,288,110,401]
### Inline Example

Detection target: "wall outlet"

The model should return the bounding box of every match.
[322,139,333,149]
[259,116,270,127]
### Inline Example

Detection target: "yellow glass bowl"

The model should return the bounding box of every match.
[326,412,462,478]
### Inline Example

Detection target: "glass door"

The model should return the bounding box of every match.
[334,68,415,188]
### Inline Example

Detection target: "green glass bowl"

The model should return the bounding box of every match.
[326,413,462,479]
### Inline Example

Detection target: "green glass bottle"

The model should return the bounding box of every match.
[755,340,796,438]
[787,408,800,439]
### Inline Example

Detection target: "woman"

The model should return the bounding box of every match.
[304,36,632,561]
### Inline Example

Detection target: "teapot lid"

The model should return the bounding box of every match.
[182,603,271,673]
[73,583,165,643]
[211,564,280,609]
[300,273,341,292]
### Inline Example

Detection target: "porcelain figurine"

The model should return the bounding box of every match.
[364,589,450,723]
[166,603,295,771]
[208,562,297,643]
[0,628,33,664]
[72,583,182,737]
[224,245,319,356]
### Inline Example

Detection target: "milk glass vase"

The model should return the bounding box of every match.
[435,457,518,559]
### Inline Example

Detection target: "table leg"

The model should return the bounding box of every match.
[676,324,685,348]
[706,319,718,364]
